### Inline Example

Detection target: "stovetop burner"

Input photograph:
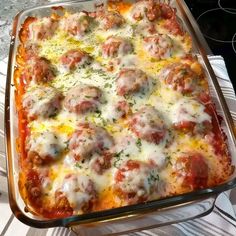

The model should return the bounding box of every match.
[197,8,236,43]
[185,0,236,89]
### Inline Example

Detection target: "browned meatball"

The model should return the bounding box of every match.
[21,57,55,84]
[61,12,93,38]
[128,106,166,144]
[22,85,62,120]
[116,68,149,96]
[64,85,102,114]
[29,17,58,41]
[99,11,124,30]
[131,0,161,22]
[159,63,200,94]
[114,160,159,204]
[173,152,209,191]
[170,98,212,134]
[143,34,173,60]
[102,36,133,58]
[26,131,64,165]
[60,49,90,72]
[69,123,114,160]
[56,174,97,212]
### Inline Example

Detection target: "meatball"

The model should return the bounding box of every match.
[22,85,62,120]
[174,152,209,190]
[129,106,166,144]
[24,170,43,208]
[61,12,93,38]
[26,131,64,165]
[143,34,173,60]
[102,36,133,58]
[21,57,55,84]
[171,98,212,134]
[112,135,140,167]
[54,191,73,217]
[24,42,40,60]
[114,160,159,204]
[29,17,58,41]
[99,11,124,30]
[60,49,91,72]
[160,3,175,20]
[160,63,200,94]
[56,174,96,212]
[160,3,184,36]
[64,85,102,114]
[130,0,161,22]
[116,68,149,96]
[69,123,114,161]
[114,100,130,118]
[89,152,112,175]
[103,100,130,122]
[162,17,184,36]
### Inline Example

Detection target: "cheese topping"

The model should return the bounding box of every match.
[170,98,211,124]
[26,131,65,159]
[16,0,233,218]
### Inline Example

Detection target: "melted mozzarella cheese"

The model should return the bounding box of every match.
[118,168,150,195]
[143,34,173,60]
[101,98,124,122]
[28,17,58,41]
[20,3,231,215]
[170,98,211,124]
[61,174,93,211]
[96,24,134,40]
[27,131,65,159]
[22,85,61,118]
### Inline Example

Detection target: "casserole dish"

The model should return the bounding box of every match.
[5,0,236,234]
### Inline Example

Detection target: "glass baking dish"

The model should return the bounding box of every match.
[4,0,236,234]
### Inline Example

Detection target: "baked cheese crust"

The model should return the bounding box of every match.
[15,0,233,218]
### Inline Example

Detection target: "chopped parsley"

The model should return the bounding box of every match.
[64,140,69,150]
[165,155,172,166]
[104,82,112,88]
[148,171,159,185]
[136,138,142,152]
[95,110,102,117]
[114,150,124,168]
[75,162,82,169]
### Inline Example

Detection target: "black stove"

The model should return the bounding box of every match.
[185,0,236,89]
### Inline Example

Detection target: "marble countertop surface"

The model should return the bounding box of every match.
[0,0,57,61]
